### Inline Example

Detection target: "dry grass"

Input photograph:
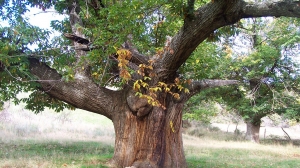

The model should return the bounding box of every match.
[183,125,300,168]
[1,102,300,168]
[0,102,114,144]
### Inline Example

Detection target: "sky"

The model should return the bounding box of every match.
[1,6,66,28]
[25,7,66,35]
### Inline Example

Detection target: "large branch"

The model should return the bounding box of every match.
[28,58,123,120]
[243,0,300,18]
[188,79,239,97]
[157,0,300,81]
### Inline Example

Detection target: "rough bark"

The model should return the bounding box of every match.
[245,121,261,143]
[111,93,186,168]
[28,58,122,120]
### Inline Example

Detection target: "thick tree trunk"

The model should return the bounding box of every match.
[245,121,261,143]
[110,97,186,168]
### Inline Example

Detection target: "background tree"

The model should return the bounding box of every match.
[1,0,300,167]
[206,17,300,143]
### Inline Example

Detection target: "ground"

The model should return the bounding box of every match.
[0,102,300,167]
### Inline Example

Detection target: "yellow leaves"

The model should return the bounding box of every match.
[170,121,175,133]
[133,81,141,91]
[174,77,180,85]
[172,93,180,100]
[184,88,190,94]
[158,81,167,88]
[138,63,153,76]
[117,49,132,60]
[136,93,166,110]
[149,87,161,92]
[118,59,129,67]
[128,49,192,110]
[92,72,98,76]
[120,69,131,81]
[117,49,132,81]
[165,87,170,92]
[177,85,184,91]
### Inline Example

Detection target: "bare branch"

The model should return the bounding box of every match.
[243,0,300,18]
[188,79,239,96]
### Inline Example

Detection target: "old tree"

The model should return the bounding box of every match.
[1,0,300,167]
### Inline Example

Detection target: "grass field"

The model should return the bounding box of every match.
[184,135,300,168]
[0,103,300,168]
[0,140,113,168]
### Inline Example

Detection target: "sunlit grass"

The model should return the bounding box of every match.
[184,134,300,168]
[1,103,300,167]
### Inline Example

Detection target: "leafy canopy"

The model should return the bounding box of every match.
[0,0,212,112]
[201,17,300,123]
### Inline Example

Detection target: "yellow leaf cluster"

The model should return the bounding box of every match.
[117,49,132,81]
[138,63,153,76]
[120,69,131,81]
[132,57,192,110]
[117,49,132,60]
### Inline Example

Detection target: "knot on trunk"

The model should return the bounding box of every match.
[127,94,153,118]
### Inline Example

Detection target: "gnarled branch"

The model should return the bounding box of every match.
[28,57,122,120]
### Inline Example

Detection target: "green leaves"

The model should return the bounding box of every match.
[20,91,74,113]
[211,17,300,122]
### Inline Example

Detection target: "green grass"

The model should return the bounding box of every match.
[0,140,113,168]
[186,147,300,168]
[1,138,299,168]
[1,104,299,167]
